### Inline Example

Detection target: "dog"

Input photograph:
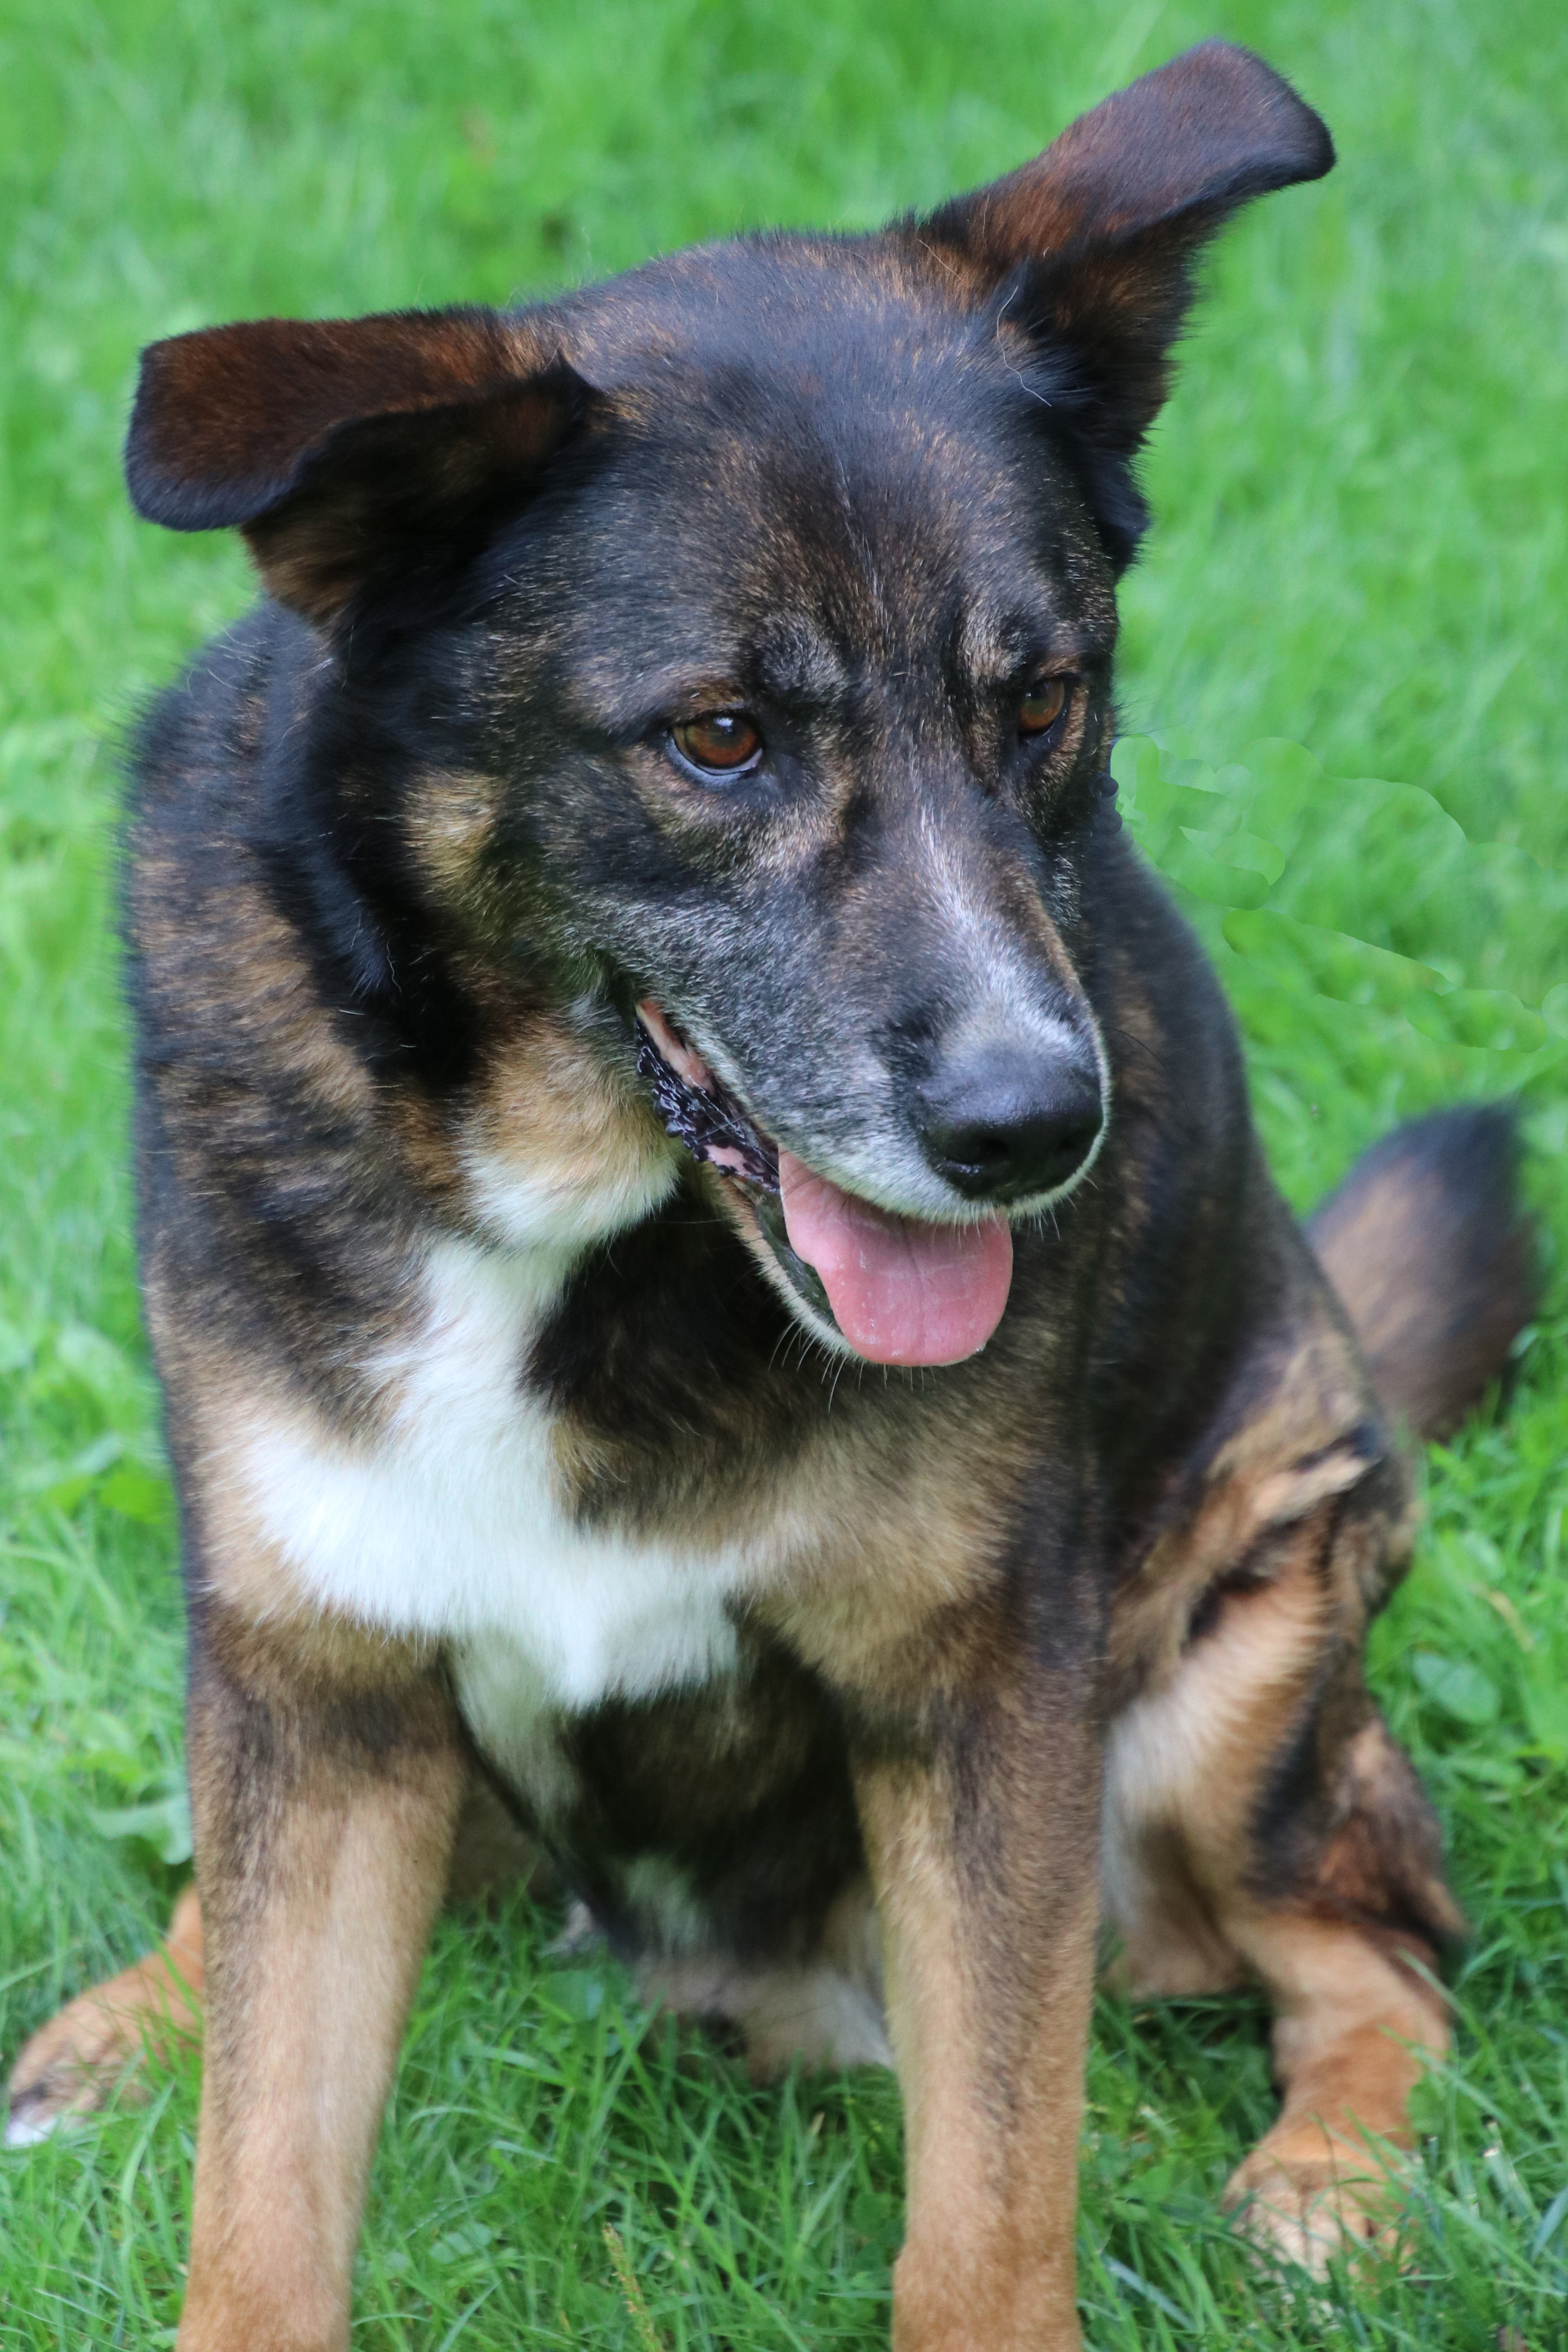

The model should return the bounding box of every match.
[5,41,1537,2350]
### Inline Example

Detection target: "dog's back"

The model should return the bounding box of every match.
[1309,1104,1537,1443]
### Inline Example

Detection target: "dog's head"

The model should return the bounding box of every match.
[127,44,1329,1367]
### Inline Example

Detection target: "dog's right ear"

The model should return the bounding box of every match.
[125,306,593,628]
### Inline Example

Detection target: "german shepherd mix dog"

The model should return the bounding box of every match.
[5,41,1537,2350]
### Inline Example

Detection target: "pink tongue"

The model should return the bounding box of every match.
[779,1150,1013,1366]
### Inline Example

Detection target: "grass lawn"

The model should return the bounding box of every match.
[2,0,1566,2343]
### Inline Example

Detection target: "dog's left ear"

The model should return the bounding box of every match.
[912,41,1332,565]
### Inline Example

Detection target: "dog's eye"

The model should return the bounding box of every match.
[670,712,763,778]
[1018,677,1068,738]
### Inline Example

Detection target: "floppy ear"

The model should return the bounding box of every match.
[915,41,1333,565]
[125,306,593,627]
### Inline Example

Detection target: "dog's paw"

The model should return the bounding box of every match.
[1223,2121,1404,2275]
[6,1898,204,2149]
[5,1989,151,2145]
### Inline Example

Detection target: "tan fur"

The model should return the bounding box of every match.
[637,1881,893,2076]
[176,1623,464,2352]
[1308,1108,1538,1443]
[134,854,376,1130]
[1102,1315,1455,2265]
[6,1780,539,2158]
[859,1735,1098,2352]
[442,1774,548,1906]
[1222,1914,1445,2266]
[461,1007,678,1240]
[1107,1324,1412,1707]
[5,1885,205,2142]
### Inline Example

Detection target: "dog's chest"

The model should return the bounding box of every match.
[245,1228,756,1726]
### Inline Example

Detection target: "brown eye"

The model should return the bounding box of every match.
[1018,676,1068,738]
[671,712,762,776]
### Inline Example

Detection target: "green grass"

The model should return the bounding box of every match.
[1,0,1566,2342]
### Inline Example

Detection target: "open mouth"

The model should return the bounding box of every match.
[636,1001,1014,1368]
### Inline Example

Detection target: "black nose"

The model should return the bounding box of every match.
[917,1041,1102,1205]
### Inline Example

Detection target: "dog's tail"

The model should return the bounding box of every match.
[1307,1104,1539,1443]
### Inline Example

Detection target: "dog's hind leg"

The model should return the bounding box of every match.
[4,1767,538,2151]
[5,1883,205,2145]
[1104,1417,1463,2272]
[635,1878,894,2079]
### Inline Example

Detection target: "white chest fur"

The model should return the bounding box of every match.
[238,1222,753,1725]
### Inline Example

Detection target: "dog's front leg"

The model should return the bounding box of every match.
[851,1632,1101,2352]
[177,1606,464,2352]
